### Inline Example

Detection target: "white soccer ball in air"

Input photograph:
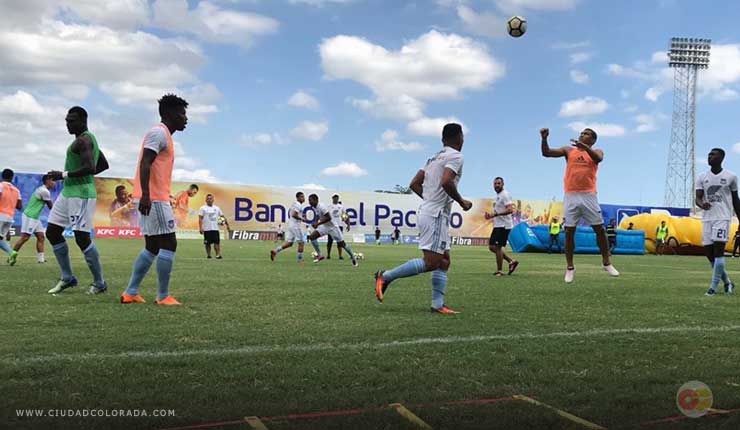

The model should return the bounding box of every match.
[507,16,527,38]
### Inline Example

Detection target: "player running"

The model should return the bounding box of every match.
[8,175,55,265]
[695,148,739,296]
[305,194,358,266]
[121,94,189,305]
[484,177,519,276]
[374,123,472,314]
[271,192,309,263]
[46,107,110,295]
[0,169,22,258]
[540,127,619,283]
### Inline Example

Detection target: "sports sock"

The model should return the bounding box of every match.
[52,241,74,281]
[311,239,321,255]
[0,240,10,254]
[125,249,156,295]
[710,257,725,292]
[431,269,447,309]
[156,249,175,300]
[382,258,425,283]
[82,243,105,288]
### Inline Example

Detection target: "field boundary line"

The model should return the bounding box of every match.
[5,325,740,365]
[513,395,606,429]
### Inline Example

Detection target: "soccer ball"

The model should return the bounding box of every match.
[311,251,319,259]
[354,252,364,260]
[218,215,227,226]
[507,16,527,38]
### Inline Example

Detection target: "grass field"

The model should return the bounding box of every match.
[2,238,740,430]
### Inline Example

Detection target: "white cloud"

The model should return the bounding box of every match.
[172,168,220,183]
[241,132,286,147]
[496,0,579,13]
[408,116,464,137]
[624,104,638,113]
[151,0,278,47]
[60,0,150,30]
[296,183,327,190]
[290,120,329,141]
[570,70,589,84]
[348,95,425,121]
[634,114,658,133]
[287,90,320,110]
[456,5,506,39]
[567,121,626,137]
[0,91,45,115]
[551,40,590,50]
[289,0,354,6]
[321,162,368,177]
[558,97,608,117]
[644,87,664,102]
[651,51,667,64]
[732,142,740,154]
[375,130,424,152]
[570,52,593,64]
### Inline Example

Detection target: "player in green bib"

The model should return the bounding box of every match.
[8,175,55,265]
[46,106,110,295]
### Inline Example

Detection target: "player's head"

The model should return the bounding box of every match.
[493,177,504,193]
[708,148,725,167]
[65,106,88,135]
[115,185,128,201]
[42,174,55,189]
[296,191,305,203]
[158,93,188,132]
[308,193,319,207]
[579,128,597,147]
[206,193,214,206]
[442,123,464,150]
[661,220,666,226]
[332,194,339,204]
[187,184,199,197]
[2,168,14,181]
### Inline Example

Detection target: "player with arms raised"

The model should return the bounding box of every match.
[374,123,472,314]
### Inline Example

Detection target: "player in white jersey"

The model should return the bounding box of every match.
[374,123,472,314]
[271,192,309,263]
[485,177,519,276]
[695,148,740,296]
[306,194,358,266]
[326,194,350,259]
[198,193,224,259]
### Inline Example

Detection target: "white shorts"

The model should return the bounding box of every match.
[136,200,176,236]
[0,221,11,237]
[418,213,450,255]
[563,192,603,227]
[317,223,344,241]
[702,220,730,246]
[285,224,305,243]
[21,214,45,235]
[48,195,96,231]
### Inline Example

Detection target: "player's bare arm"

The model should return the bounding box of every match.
[540,128,569,158]
[138,149,158,216]
[47,135,96,180]
[695,189,710,210]
[440,167,472,211]
[732,189,740,219]
[409,169,424,198]
[95,149,109,174]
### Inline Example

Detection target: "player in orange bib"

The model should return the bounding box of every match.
[121,94,188,305]
[0,169,22,257]
[540,127,619,283]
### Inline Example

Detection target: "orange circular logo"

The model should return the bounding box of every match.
[676,381,713,418]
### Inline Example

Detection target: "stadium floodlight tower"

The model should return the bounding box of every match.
[664,37,711,209]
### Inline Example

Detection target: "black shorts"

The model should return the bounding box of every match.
[489,227,510,247]
[203,230,220,245]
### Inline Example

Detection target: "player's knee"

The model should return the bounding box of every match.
[161,234,177,252]
[74,232,91,250]
[45,224,63,244]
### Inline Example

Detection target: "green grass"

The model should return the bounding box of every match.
[2,238,740,430]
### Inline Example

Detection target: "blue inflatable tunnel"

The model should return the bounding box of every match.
[508,223,644,255]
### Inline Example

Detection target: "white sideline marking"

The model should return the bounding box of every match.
[4,325,740,365]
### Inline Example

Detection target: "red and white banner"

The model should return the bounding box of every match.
[94,227,143,238]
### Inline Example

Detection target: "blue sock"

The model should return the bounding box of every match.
[343,243,354,258]
[156,249,175,300]
[710,257,725,291]
[125,249,156,295]
[382,258,426,283]
[0,240,10,254]
[297,252,303,261]
[721,269,731,285]
[431,269,447,309]
[273,246,283,253]
[52,241,74,281]
[82,243,105,288]
[311,240,321,255]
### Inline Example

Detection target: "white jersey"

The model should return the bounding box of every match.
[418,146,464,217]
[198,204,222,231]
[696,169,738,221]
[287,201,305,228]
[493,189,514,229]
[328,203,343,227]
[315,203,330,221]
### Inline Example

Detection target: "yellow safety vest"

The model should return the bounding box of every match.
[656,225,668,240]
[549,221,561,235]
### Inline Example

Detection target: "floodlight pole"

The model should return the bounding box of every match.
[664,37,711,209]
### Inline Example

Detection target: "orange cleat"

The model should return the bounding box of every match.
[270,250,276,261]
[431,305,460,315]
[120,292,146,304]
[374,271,388,303]
[154,295,181,305]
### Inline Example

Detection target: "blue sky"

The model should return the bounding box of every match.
[2,0,740,207]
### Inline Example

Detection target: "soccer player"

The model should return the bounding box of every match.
[392,226,401,245]
[199,193,224,259]
[305,194,358,266]
[8,175,55,265]
[374,226,381,245]
[0,169,22,258]
[271,192,310,263]
[695,147,739,296]
[276,223,285,242]
[121,94,189,305]
[374,123,472,314]
[326,194,349,259]
[173,184,199,226]
[46,107,110,294]
[484,177,519,276]
[540,127,619,283]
